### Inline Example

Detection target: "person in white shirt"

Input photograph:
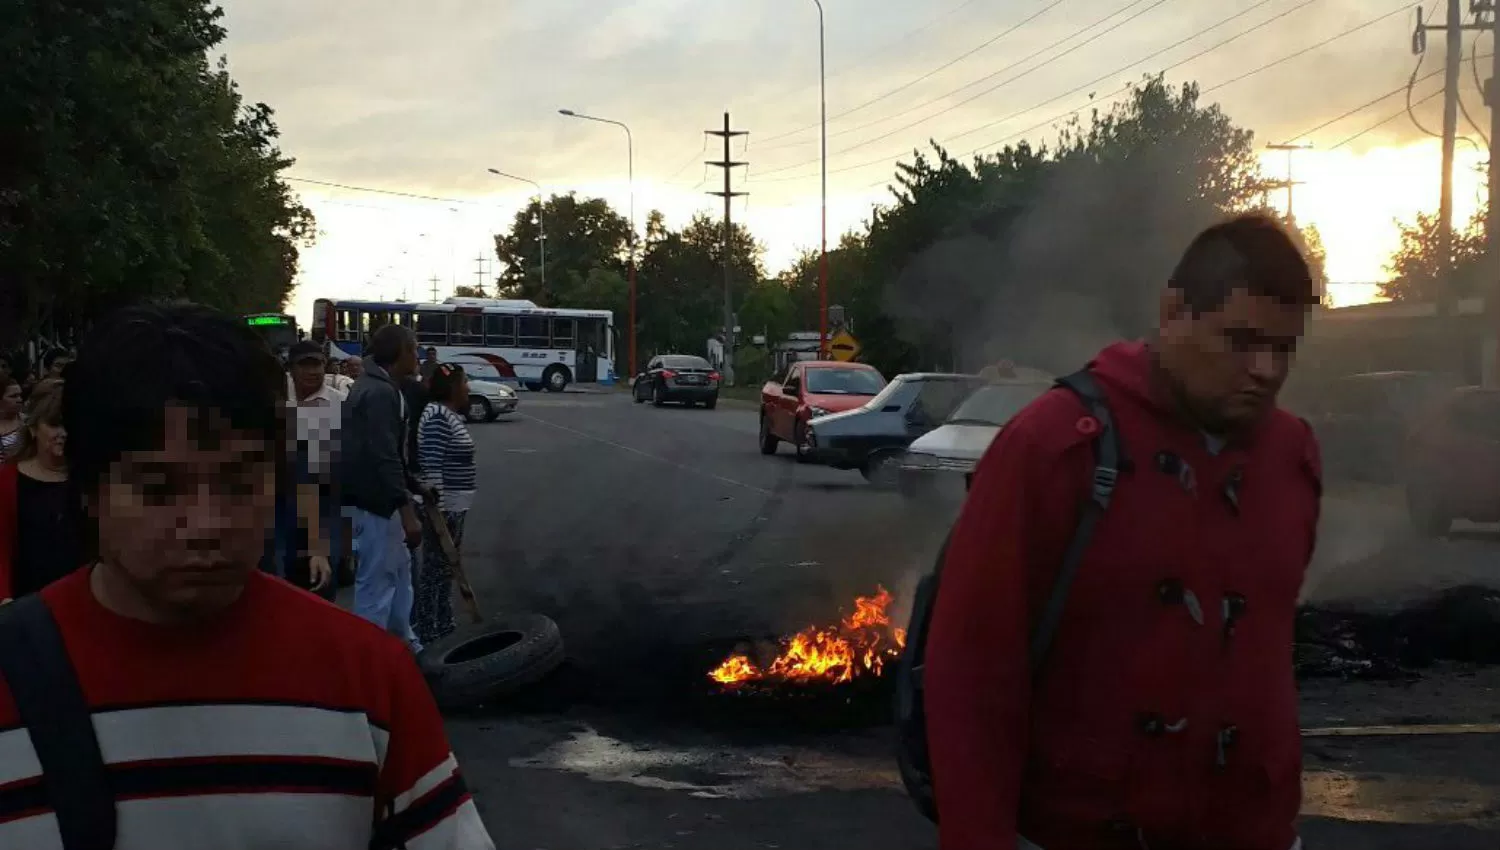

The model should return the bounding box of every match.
[282,341,342,597]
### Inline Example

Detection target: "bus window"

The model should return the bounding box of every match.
[452,314,483,345]
[552,318,576,350]
[518,316,549,348]
[485,315,516,346]
[416,311,449,345]
[336,310,360,342]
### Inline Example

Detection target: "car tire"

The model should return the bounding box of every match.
[793,421,811,463]
[419,613,566,711]
[759,412,778,455]
[861,450,903,489]
[542,365,570,393]
[466,396,492,423]
[1407,484,1451,538]
[633,381,646,403]
[704,395,718,410]
[653,384,666,407]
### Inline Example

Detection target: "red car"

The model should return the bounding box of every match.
[1404,386,1500,536]
[759,360,887,459]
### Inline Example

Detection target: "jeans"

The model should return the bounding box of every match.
[351,507,420,652]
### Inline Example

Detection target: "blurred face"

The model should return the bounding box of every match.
[31,419,66,464]
[1157,287,1308,433]
[425,348,437,362]
[47,357,70,378]
[0,382,20,417]
[452,375,470,408]
[92,404,276,620]
[292,357,325,398]
[344,358,364,379]
[392,338,419,379]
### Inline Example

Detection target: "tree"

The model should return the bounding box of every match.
[0,1,314,345]
[635,213,763,359]
[1380,208,1488,303]
[453,285,486,298]
[492,193,630,306]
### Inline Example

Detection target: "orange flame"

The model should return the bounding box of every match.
[708,586,908,688]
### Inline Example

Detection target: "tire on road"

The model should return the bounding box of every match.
[542,365,571,393]
[704,395,718,410]
[861,450,902,488]
[466,395,492,424]
[420,613,566,710]
[759,412,778,455]
[633,381,646,403]
[653,384,667,407]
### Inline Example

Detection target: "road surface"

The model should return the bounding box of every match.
[442,391,1500,849]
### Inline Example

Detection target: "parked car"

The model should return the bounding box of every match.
[466,379,518,422]
[899,376,1053,497]
[633,354,721,408]
[759,360,887,459]
[793,373,986,484]
[1301,370,1463,484]
[1403,385,1500,536]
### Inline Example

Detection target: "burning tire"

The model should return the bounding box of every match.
[419,614,565,710]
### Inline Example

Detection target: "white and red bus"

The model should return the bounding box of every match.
[310,297,616,392]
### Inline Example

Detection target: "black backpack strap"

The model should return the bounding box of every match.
[0,594,116,850]
[1028,369,1124,670]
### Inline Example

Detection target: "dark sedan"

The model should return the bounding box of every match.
[799,372,984,485]
[633,354,721,408]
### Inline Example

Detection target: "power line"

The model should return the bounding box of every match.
[1283,52,1490,143]
[1332,87,1445,149]
[752,0,1176,177]
[788,0,1404,188]
[284,176,485,206]
[755,0,1068,147]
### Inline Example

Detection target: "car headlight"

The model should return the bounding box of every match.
[496,384,516,398]
[809,406,831,418]
[903,452,939,470]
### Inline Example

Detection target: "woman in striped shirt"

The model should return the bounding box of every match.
[415,363,478,644]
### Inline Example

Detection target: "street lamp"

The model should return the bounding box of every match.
[812,0,829,358]
[487,168,547,294]
[559,108,636,379]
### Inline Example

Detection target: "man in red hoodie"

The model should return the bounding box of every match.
[925,213,1322,850]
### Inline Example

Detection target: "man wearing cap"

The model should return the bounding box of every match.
[275,340,343,598]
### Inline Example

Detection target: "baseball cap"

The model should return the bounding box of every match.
[288,340,324,363]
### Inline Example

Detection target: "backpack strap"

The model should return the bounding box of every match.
[0,594,116,850]
[1028,369,1124,670]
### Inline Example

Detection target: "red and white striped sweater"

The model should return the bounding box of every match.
[0,568,493,850]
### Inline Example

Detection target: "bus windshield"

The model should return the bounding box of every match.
[245,314,298,355]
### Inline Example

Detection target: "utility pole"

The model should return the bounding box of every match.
[472,255,488,296]
[1483,0,1500,386]
[707,112,748,386]
[429,276,441,302]
[1264,143,1310,225]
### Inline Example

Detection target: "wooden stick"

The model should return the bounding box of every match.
[1302,723,1500,737]
[423,500,482,624]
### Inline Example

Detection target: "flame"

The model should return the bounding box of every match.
[708,586,909,688]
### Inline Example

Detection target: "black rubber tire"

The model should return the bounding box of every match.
[759,412,778,455]
[633,381,646,403]
[1407,484,1450,538]
[794,421,811,463]
[653,384,666,407]
[465,395,492,424]
[704,395,718,410]
[862,450,902,488]
[419,613,566,710]
[542,365,570,393]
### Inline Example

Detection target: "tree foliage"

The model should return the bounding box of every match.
[0,1,314,344]
[1380,207,1488,303]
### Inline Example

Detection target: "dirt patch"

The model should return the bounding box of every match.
[1297,586,1500,680]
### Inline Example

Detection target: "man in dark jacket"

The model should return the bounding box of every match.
[926,213,1321,850]
[342,325,424,650]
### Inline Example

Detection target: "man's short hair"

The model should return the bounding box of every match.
[1169,213,1316,315]
[369,324,414,368]
[63,301,286,496]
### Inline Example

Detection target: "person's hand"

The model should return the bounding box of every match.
[401,508,422,548]
[307,556,332,591]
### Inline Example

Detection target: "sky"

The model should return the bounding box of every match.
[214,0,1494,321]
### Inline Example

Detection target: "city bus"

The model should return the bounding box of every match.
[310,297,616,392]
[244,312,299,358]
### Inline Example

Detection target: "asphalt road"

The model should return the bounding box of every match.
[445,390,1500,850]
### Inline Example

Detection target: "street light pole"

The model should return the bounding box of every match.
[487,168,547,296]
[812,0,828,358]
[560,109,636,380]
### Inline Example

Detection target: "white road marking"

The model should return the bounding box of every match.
[518,413,773,496]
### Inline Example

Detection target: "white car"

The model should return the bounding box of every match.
[899,379,1052,496]
[466,379,518,423]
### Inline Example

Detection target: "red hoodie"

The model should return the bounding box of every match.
[925,341,1321,850]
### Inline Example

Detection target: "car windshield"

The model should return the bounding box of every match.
[946,383,1050,426]
[662,356,711,370]
[805,367,885,395]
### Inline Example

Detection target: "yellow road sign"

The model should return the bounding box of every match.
[828,329,860,362]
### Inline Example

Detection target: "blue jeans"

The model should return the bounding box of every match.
[351,507,420,651]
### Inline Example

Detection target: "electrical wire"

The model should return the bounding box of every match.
[1406,53,1443,139]
[751,0,1176,176]
[1332,88,1445,148]
[755,0,1069,147]
[778,0,1391,186]
[284,176,485,206]
[664,136,709,185]
[1463,34,1490,146]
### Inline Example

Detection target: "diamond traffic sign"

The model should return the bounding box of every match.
[828,329,860,362]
